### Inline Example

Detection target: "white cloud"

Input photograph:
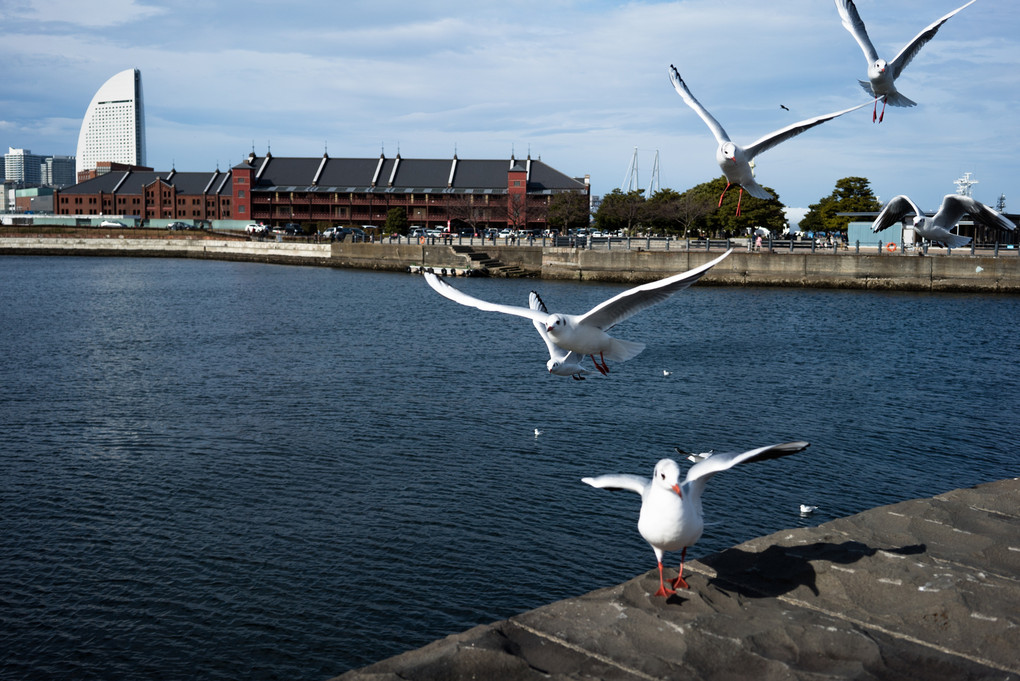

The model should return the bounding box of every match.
[10,0,165,27]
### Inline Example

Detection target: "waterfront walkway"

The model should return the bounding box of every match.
[332,478,1019,680]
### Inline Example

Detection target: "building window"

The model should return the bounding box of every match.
[238,206,245,214]
[238,190,245,198]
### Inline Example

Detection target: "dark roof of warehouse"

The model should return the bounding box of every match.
[59,169,232,196]
[233,154,589,194]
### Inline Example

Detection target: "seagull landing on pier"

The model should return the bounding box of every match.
[583,441,810,596]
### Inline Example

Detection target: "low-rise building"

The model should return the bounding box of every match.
[53,151,590,231]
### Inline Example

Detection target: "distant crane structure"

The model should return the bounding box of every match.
[622,147,661,195]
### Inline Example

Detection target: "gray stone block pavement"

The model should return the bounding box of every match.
[332,478,1019,680]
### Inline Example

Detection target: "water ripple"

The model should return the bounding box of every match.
[1,257,1017,680]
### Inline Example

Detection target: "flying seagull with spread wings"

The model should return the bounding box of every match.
[834,0,977,122]
[668,65,868,216]
[423,249,731,375]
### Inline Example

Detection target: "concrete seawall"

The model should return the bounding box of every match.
[332,478,1020,680]
[2,237,1018,292]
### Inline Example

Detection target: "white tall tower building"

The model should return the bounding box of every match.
[75,68,147,176]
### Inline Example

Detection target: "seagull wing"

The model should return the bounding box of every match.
[834,0,880,64]
[424,272,547,323]
[933,194,1016,232]
[681,441,810,498]
[744,101,870,161]
[577,249,732,331]
[668,65,730,145]
[889,0,976,80]
[872,195,922,233]
[529,290,562,360]
[582,473,649,496]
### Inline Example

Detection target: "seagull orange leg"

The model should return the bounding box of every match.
[590,353,609,375]
[878,97,887,123]
[671,547,690,590]
[654,560,676,597]
[718,182,732,208]
[872,97,878,123]
[735,188,744,217]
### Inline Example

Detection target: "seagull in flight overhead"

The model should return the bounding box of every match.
[530,290,593,380]
[871,194,1015,249]
[834,0,977,122]
[423,250,731,376]
[668,65,868,216]
[583,441,810,596]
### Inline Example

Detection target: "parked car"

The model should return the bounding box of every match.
[100,219,127,228]
[166,221,190,230]
[245,223,268,235]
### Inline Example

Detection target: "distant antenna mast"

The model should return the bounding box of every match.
[996,193,1006,213]
[623,147,639,191]
[647,150,660,195]
[954,172,978,197]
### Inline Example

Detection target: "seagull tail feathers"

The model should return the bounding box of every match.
[884,91,916,108]
[941,234,972,249]
[742,181,773,201]
[603,338,646,363]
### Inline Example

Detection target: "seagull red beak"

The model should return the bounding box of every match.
[672,484,682,498]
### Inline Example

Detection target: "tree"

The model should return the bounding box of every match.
[801,177,881,234]
[384,207,408,235]
[546,191,590,234]
[644,187,715,237]
[682,178,787,237]
[593,188,646,233]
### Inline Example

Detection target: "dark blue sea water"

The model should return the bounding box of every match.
[1,256,1017,680]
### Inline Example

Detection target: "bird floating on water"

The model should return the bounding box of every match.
[423,250,731,376]
[668,65,868,217]
[583,441,810,596]
[800,504,819,515]
[834,0,976,122]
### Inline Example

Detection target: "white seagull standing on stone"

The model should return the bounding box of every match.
[834,0,977,122]
[529,290,593,380]
[668,65,868,217]
[871,194,1015,249]
[582,441,810,597]
[422,250,731,375]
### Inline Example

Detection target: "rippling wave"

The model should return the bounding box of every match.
[1,256,1017,680]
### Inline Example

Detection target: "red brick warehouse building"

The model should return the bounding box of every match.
[231,151,590,232]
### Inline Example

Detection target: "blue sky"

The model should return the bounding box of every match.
[2,0,1017,220]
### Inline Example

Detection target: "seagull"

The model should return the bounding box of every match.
[668,65,868,216]
[779,104,790,112]
[530,290,593,380]
[534,428,543,438]
[834,0,976,123]
[800,504,819,515]
[871,194,1015,249]
[674,447,713,464]
[583,441,810,596]
[662,369,672,377]
[423,250,732,375]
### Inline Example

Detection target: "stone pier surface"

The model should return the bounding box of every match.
[332,479,1019,680]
